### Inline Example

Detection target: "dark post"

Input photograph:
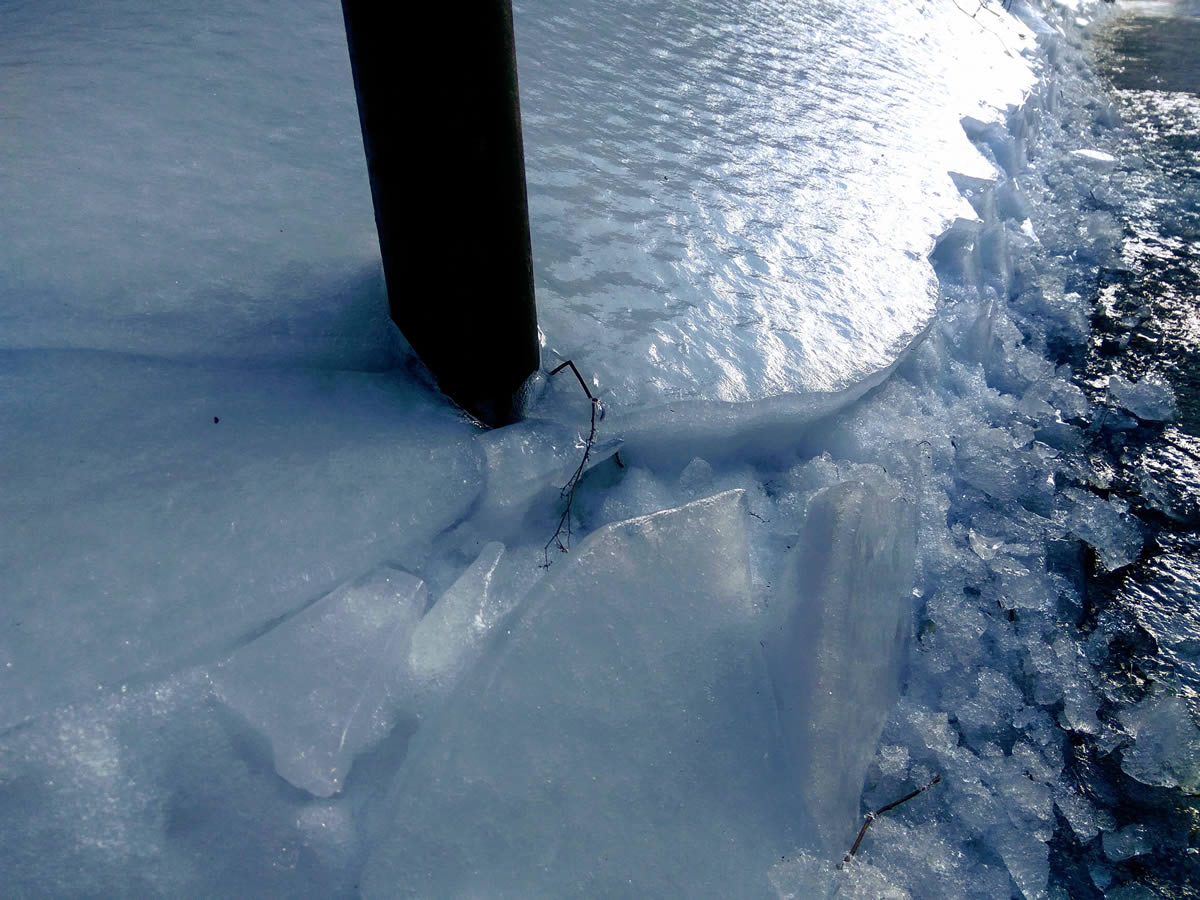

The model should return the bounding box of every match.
[341,2,540,427]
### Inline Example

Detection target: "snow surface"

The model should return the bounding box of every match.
[2,0,1189,897]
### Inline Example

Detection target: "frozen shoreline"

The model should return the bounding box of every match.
[5,1,1182,897]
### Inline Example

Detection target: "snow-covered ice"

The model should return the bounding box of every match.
[0,352,483,729]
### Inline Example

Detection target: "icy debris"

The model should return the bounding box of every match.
[1053,783,1099,842]
[1118,693,1200,793]
[769,845,915,900]
[832,860,912,900]
[407,543,510,702]
[474,419,621,531]
[1069,148,1117,171]
[1107,374,1177,422]
[1102,824,1153,862]
[1062,487,1144,570]
[679,456,716,496]
[992,824,1050,900]
[211,566,425,797]
[363,491,794,897]
[766,476,917,851]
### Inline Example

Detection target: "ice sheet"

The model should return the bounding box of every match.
[1,0,1032,416]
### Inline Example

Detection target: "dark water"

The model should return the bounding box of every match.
[1063,3,1200,896]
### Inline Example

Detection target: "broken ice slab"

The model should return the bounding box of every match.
[1118,693,1200,794]
[765,474,917,852]
[407,542,512,703]
[0,667,368,897]
[211,566,426,798]
[1107,374,1177,422]
[362,490,800,898]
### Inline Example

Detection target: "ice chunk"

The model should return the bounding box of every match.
[363,491,796,897]
[211,567,425,798]
[1102,824,1153,862]
[991,825,1049,900]
[1118,693,1200,793]
[1054,784,1099,843]
[407,543,510,700]
[1069,149,1117,171]
[1062,487,1144,571]
[766,476,917,851]
[954,428,1048,504]
[1107,374,1177,422]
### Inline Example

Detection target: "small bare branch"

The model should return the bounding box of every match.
[542,361,603,567]
[838,774,942,867]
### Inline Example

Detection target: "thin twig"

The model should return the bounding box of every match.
[542,361,603,567]
[949,0,1016,55]
[838,774,942,867]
